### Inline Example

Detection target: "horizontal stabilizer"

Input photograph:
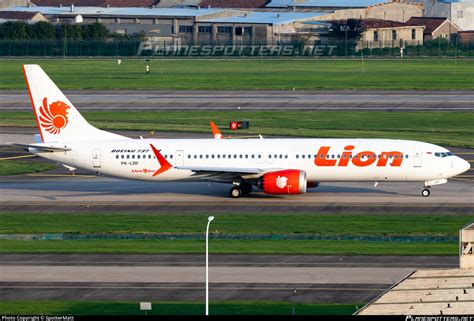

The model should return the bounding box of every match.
[12,143,71,152]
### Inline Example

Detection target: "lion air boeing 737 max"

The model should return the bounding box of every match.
[16,65,470,198]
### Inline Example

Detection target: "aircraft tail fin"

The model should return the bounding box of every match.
[210,121,223,139]
[22,64,125,143]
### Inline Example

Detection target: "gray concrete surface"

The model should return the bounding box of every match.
[0,176,472,211]
[0,254,458,268]
[1,255,453,302]
[0,266,414,284]
[1,90,473,111]
[0,282,386,303]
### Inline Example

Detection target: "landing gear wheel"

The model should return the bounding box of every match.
[230,186,242,198]
[241,183,253,195]
[421,188,430,197]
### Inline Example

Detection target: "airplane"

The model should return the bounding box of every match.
[15,64,470,198]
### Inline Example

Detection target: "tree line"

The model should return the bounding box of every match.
[0,21,109,40]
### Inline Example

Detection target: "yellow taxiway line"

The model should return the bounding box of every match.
[0,155,36,161]
[26,173,97,178]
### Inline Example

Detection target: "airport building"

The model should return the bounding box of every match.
[357,18,425,49]
[402,0,474,31]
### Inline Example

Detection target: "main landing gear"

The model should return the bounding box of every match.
[229,183,253,198]
[229,186,242,198]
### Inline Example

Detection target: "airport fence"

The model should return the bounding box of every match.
[0,39,473,57]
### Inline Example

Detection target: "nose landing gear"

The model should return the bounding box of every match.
[421,188,430,197]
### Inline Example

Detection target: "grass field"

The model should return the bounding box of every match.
[0,301,359,315]
[0,160,56,176]
[0,213,468,236]
[0,214,465,255]
[1,58,473,90]
[0,239,458,255]
[1,111,473,148]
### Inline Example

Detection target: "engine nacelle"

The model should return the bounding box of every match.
[259,169,307,195]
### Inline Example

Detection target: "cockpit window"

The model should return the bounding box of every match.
[434,152,454,158]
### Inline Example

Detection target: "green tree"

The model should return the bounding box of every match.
[29,21,55,39]
[82,22,108,40]
[58,24,83,40]
[0,21,30,39]
[328,19,363,41]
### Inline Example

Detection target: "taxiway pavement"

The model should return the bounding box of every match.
[1,90,473,111]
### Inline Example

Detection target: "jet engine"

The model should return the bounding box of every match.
[258,169,307,194]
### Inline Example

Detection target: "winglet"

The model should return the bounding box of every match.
[150,144,172,176]
[210,121,223,139]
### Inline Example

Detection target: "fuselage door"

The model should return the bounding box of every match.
[92,148,101,168]
[413,148,422,167]
[175,150,184,166]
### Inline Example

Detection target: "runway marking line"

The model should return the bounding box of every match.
[1,202,473,208]
[0,285,385,291]
[450,178,474,182]
[0,155,36,161]
[26,173,97,178]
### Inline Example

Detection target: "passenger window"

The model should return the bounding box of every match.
[194,155,197,159]
[295,155,298,159]
[245,155,248,159]
[251,155,255,159]
[217,155,220,159]
[285,155,288,159]
[137,155,140,159]
[258,154,262,159]
[127,155,130,159]
[121,155,124,159]
[115,155,119,159]
[269,155,273,159]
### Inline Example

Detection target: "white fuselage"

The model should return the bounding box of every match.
[34,138,469,184]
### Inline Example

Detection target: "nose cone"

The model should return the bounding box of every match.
[455,157,471,175]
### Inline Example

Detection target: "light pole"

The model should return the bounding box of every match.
[206,215,214,316]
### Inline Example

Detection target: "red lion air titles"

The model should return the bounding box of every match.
[314,145,404,167]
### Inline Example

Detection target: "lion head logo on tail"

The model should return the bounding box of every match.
[39,97,70,134]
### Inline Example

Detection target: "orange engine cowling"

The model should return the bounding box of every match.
[259,169,307,195]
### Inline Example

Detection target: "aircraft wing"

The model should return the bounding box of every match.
[12,143,71,152]
[175,166,282,181]
[176,166,263,174]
